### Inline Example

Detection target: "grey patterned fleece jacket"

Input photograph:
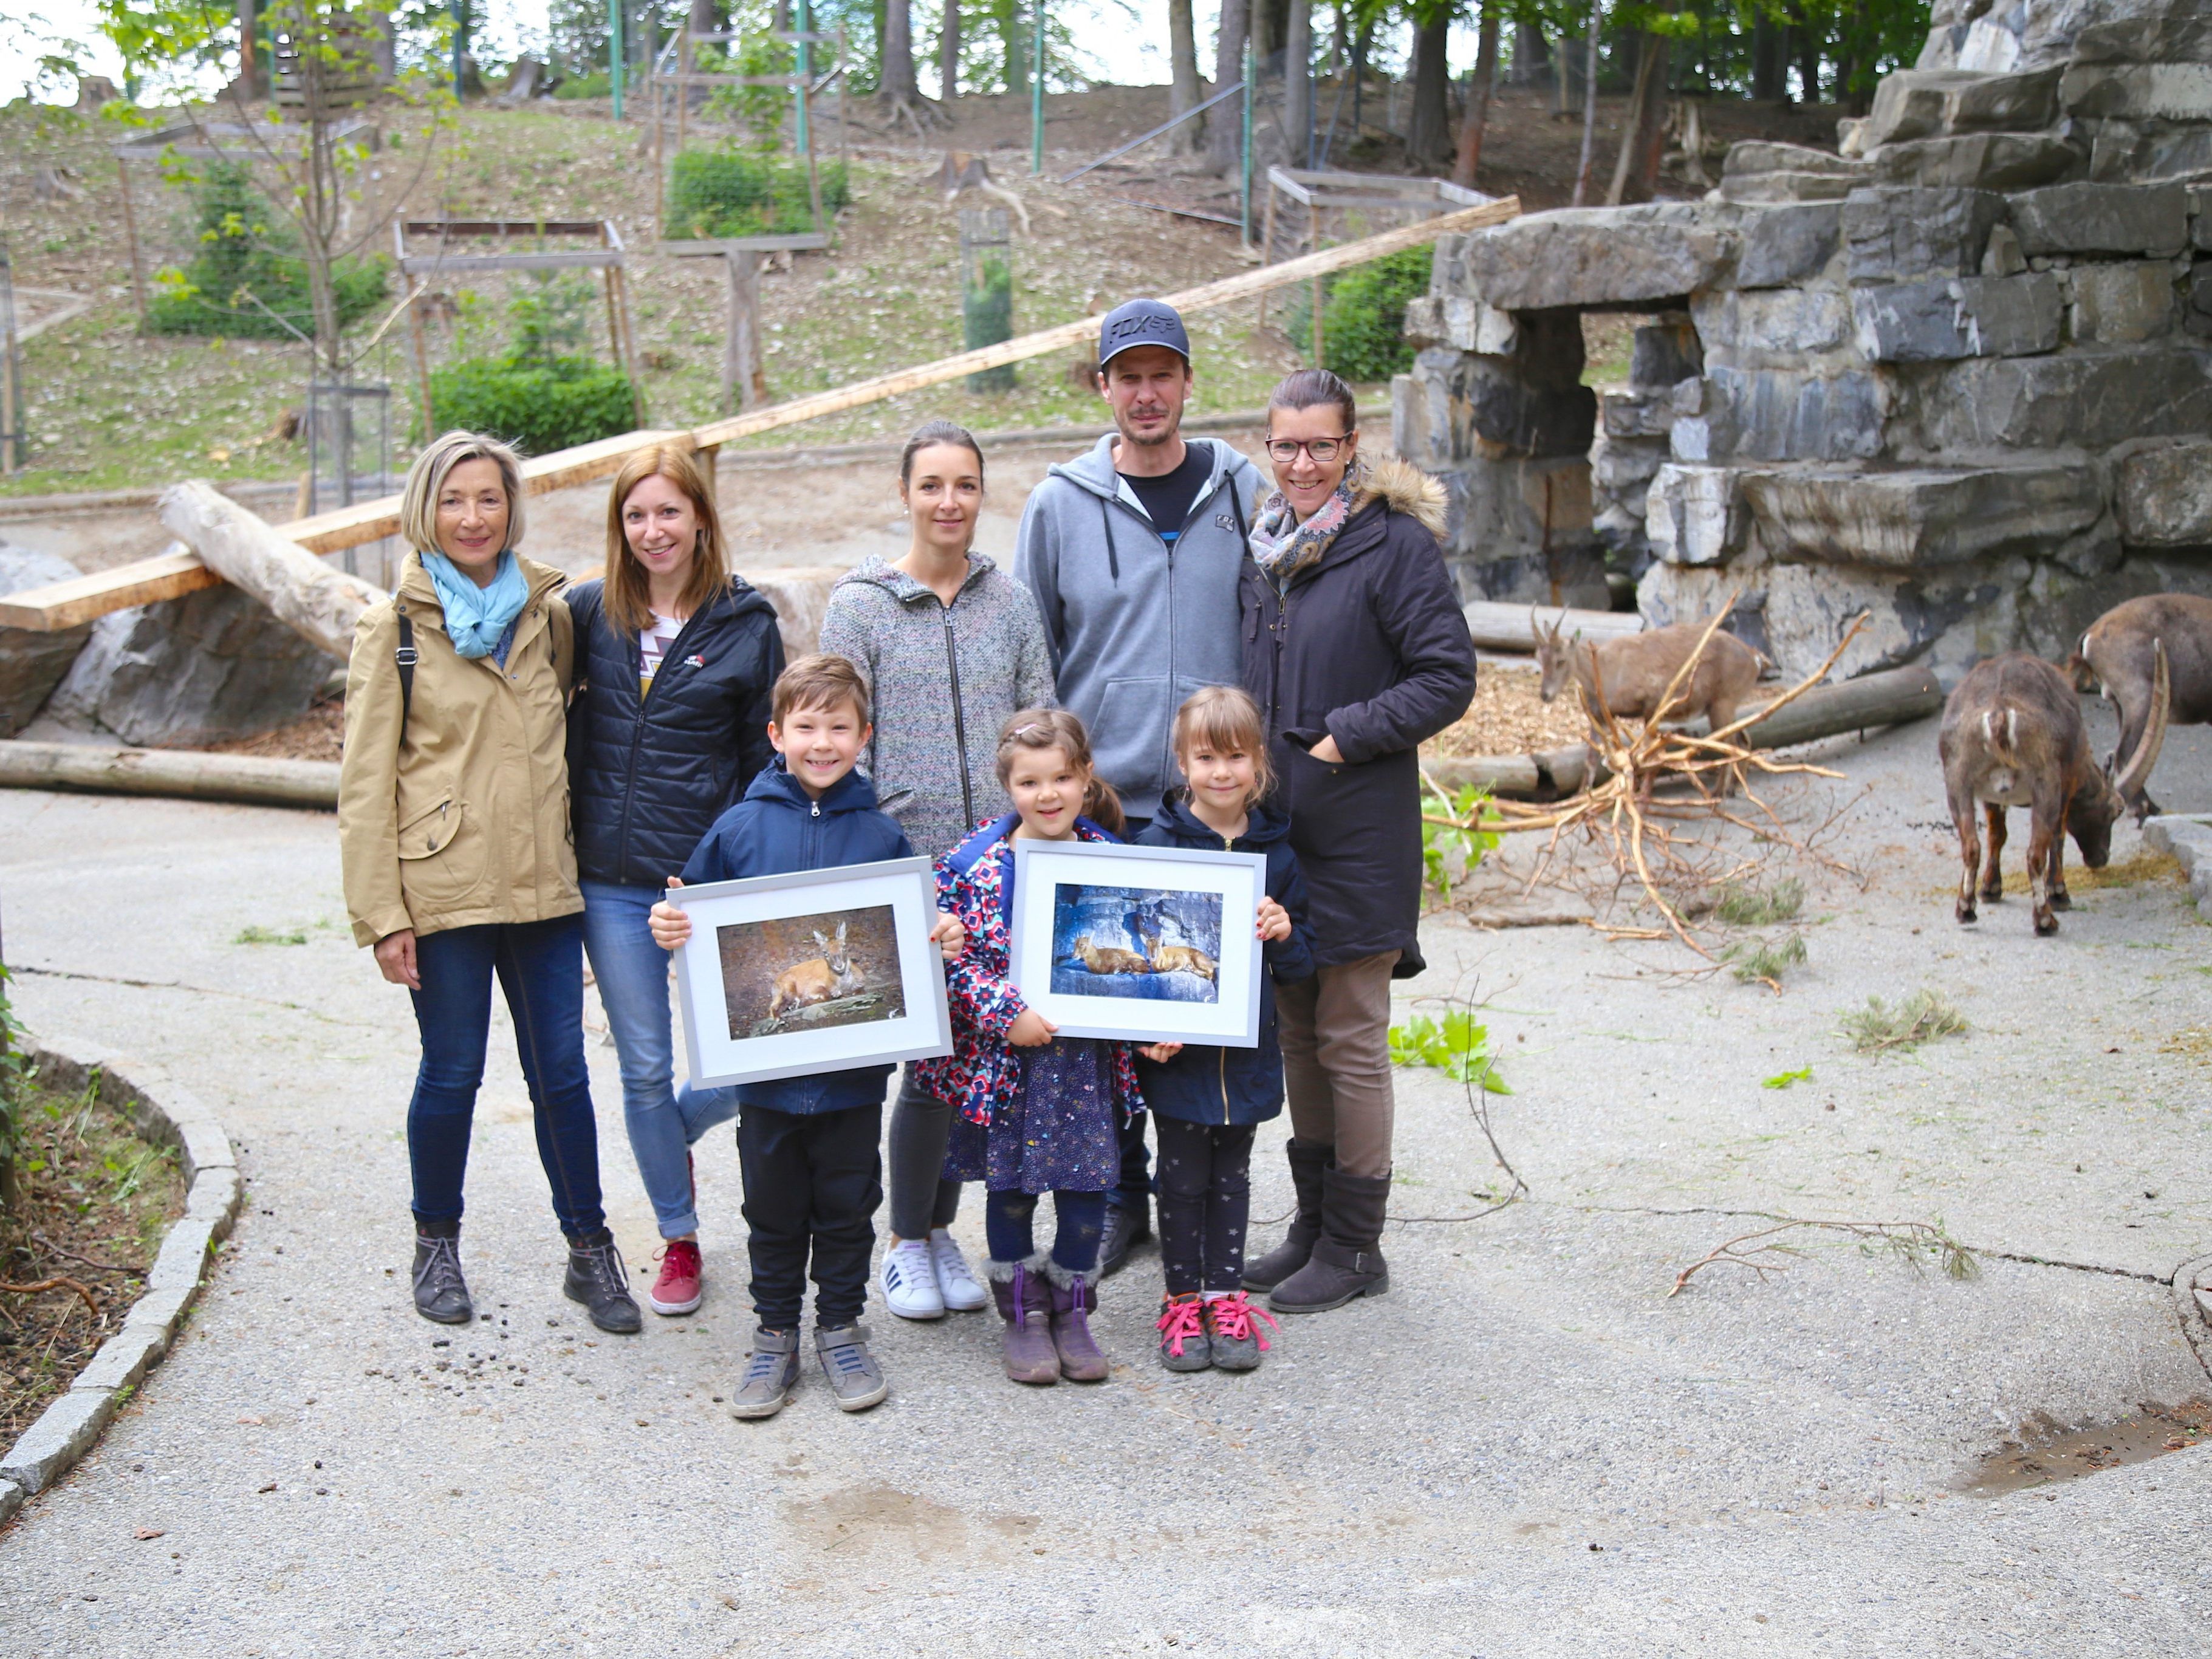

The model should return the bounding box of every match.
[817,554,1058,857]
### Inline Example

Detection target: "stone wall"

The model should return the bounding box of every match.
[1397,0,2212,682]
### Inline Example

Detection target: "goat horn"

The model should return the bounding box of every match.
[2111,638,2171,803]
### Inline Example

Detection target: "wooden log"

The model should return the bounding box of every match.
[0,549,224,632]
[157,482,382,661]
[0,741,339,810]
[1463,600,1642,653]
[1426,744,1606,798]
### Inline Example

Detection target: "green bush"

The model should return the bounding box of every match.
[423,355,637,454]
[144,162,386,341]
[668,147,850,239]
[962,251,1016,392]
[1319,247,1433,383]
[553,70,611,99]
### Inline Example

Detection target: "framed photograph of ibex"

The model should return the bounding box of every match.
[668,857,953,1088]
[1009,841,1270,1047]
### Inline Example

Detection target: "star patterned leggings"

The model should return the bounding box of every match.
[1154,1118,1258,1295]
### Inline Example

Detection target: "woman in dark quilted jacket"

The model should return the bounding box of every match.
[566,442,784,1318]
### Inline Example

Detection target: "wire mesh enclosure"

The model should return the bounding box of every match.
[303,381,394,576]
[957,208,1015,394]
[0,236,27,474]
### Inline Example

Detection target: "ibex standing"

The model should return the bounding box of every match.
[1939,648,2168,936]
[1534,611,1767,731]
[2069,594,2212,819]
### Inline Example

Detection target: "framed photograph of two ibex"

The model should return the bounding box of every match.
[669,858,953,1087]
[1010,841,1270,1047]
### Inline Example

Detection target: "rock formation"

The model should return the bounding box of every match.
[1399,0,2212,680]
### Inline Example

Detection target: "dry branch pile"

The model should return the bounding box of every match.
[1424,603,1869,967]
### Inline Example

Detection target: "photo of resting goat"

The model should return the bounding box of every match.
[1535,610,1767,731]
[1939,646,2168,937]
[2069,593,2212,819]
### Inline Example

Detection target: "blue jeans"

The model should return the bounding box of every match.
[408,914,605,1239]
[581,880,740,1239]
[984,1188,1107,1274]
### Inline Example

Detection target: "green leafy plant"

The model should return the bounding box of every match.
[1841,990,1968,1055]
[1714,877,1805,927]
[1420,782,1500,903]
[425,355,636,453]
[962,251,1017,392]
[0,965,33,1214]
[233,924,309,946]
[668,146,849,239]
[143,161,388,341]
[1724,932,1807,987]
[1761,1066,1813,1090]
[1388,1011,1510,1094]
[508,273,598,364]
[1319,247,1433,383]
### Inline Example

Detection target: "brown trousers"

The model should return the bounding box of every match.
[1276,950,1400,1180]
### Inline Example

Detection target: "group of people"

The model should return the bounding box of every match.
[337,297,1478,1415]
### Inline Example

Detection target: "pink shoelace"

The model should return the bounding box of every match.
[1205,1291,1278,1350]
[1156,1295,1207,1357]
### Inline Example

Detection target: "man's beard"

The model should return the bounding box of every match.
[1118,407,1179,446]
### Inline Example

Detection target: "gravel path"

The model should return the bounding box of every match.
[2,706,2209,1657]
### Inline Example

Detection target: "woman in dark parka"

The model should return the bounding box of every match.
[1236,369,1478,1313]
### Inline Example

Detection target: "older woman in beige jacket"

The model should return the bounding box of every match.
[339,429,638,1335]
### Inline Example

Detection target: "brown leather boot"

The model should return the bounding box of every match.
[990,1256,1060,1385]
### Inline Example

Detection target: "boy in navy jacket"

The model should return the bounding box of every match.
[651,655,962,1417]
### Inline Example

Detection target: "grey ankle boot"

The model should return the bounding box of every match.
[730,1327,802,1418]
[564,1228,643,1335]
[1242,1139,1331,1292]
[411,1217,473,1325]
[1269,1168,1390,1313]
[814,1322,889,1412]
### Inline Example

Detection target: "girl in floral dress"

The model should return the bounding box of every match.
[913,709,1145,1386]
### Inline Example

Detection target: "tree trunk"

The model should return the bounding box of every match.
[1252,0,1278,70]
[1570,0,1601,205]
[878,0,920,102]
[1750,11,1782,101]
[1284,0,1311,169]
[157,481,381,660]
[1208,0,1248,171]
[939,0,960,100]
[1406,7,1451,168]
[1510,21,1550,86]
[1167,0,1202,154]
[1605,24,1669,204]
[1794,7,1821,103]
[1451,4,1499,187]
[1001,0,1026,101]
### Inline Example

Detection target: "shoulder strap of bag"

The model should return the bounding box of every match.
[394,609,417,747]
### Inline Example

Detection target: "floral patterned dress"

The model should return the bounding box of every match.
[913,815,1145,1196]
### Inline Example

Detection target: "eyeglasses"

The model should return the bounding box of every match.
[1264,435,1353,463]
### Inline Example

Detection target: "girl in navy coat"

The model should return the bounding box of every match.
[1135,686,1315,1372]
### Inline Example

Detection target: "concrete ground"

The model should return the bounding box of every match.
[2,700,2210,1657]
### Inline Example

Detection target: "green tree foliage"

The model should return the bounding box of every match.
[668,146,851,238]
[425,275,636,453]
[143,162,388,341]
[1317,247,1433,383]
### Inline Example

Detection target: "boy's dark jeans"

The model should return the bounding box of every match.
[737,1101,884,1329]
[407,915,606,1239]
[1154,1118,1258,1293]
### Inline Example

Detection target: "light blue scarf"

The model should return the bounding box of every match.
[421,550,529,658]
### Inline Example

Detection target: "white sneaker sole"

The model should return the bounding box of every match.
[937,1280,988,1313]
[831,1378,889,1412]
[649,1288,702,1315]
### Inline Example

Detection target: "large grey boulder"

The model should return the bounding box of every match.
[2008,180,2190,254]
[1737,463,2106,569]
[1450,204,1735,311]
[0,545,92,739]
[1842,186,2006,282]
[1849,273,2063,361]
[2067,260,2180,341]
[1736,203,1843,289]
[1693,366,1885,463]
[1866,132,2083,191]
[1435,456,1609,609]
[1863,67,2065,148]
[1907,344,2212,451]
[2115,437,2212,546]
[43,580,331,748]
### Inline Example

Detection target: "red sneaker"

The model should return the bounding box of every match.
[649,1238,703,1315]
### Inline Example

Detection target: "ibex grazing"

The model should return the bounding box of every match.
[1939,648,2168,936]
[1534,611,1767,731]
[2069,594,2212,818]
[768,923,865,1018]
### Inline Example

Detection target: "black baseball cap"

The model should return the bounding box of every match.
[1098,298,1192,370]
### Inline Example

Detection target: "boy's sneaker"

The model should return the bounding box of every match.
[929,1230,988,1312]
[1203,1291,1278,1372]
[1155,1293,1211,1372]
[880,1237,945,1320]
[815,1323,889,1412]
[729,1328,802,1418]
[648,1239,703,1316]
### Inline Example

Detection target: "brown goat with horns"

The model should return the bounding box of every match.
[1938,646,2168,936]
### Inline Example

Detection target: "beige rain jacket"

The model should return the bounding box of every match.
[340,552,578,948]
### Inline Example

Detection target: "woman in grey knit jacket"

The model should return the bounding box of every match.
[817,419,1056,1322]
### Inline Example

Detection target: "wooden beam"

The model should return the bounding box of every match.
[397,251,623,275]
[3,198,1517,631]
[0,547,221,632]
[0,740,340,811]
[403,219,609,238]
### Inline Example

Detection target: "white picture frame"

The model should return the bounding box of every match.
[1008,841,1269,1047]
[669,857,953,1088]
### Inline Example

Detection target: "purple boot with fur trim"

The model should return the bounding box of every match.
[988,1254,1060,1385]
[1043,1260,1109,1382]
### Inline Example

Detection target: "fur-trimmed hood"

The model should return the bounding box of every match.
[1351,455,1450,538]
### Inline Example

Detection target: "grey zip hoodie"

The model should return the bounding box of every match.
[1013,433,1264,819]
[817,553,1057,857]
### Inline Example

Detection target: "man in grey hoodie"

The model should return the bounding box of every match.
[1013,297,1266,1274]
